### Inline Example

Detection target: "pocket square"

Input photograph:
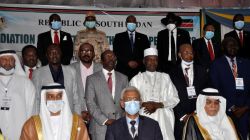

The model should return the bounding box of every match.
[63,36,67,41]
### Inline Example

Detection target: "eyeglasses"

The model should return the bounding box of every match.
[79,50,93,54]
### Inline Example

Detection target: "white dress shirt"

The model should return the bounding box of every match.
[50,29,61,43]
[102,68,116,99]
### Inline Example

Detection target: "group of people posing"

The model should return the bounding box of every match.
[0,10,250,140]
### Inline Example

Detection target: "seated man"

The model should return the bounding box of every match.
[20,83,89,140]
[105,86,163,140]
[183,88,240,140]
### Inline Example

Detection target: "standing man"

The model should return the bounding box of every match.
[210,37,250,140]
[130,48,179,140]
[113,15,150,80]
[85,50,128,140]
[74,11,109,63]
[224,14,250,59]
[192,24,222,71]
[0,49,35,140]
[157,12,191,73]
[32,44,81,115]
[71,42,102,121]
[105,86,163,140]
[37,13,73,65]
[21,45,39,79]
[20,83,90,140]
[169,44,209,140]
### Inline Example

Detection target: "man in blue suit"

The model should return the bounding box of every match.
[105,86,163,140]
[210,37,250,140]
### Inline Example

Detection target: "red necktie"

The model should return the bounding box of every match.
[29,68,33,79]
[207,40,215,61]
[54,31,60,45]
[239,31,243,47]
[107,73,112,92]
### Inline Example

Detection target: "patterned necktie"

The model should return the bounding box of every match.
[130,120,136,137]
[107,73,112,92]
[231,59,237,79]
[207,40,215,61]
[130,32,134,52]
[184,67,190,86]
[54,31,60,45]
[171,31,176,63]
[28,68,33,79]
[239,31,243,47]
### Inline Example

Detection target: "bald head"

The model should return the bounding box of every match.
[178,43,194,62]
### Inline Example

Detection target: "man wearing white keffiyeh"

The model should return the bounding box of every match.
[183,88,240,140]
[20,83,89,140]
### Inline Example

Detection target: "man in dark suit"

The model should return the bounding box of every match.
[37,13,73,65]
[224,14,250,59]
[192,23,222,70]
[113,15,150,80]
[85,50,128,140]
[210,37,250,140]
[169,44,209,140]
[157,12,191,73]
[105,86,163,140]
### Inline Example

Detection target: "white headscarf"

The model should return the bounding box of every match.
[196,88,238,140]
[0,49,26,76]
[40,83,73,140]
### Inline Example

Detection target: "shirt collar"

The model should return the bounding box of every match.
[51,29,61,33]
[24,65,36,71]
[102,68,114,75]
[126,115,139,126]
[225,55,236,62]
[128,31,135,35]
[80,61,93,70]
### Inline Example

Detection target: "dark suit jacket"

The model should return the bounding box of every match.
[37,30,73,65]
[157,28,191,73]
[169,64,209,140]
[105,115,163,140]
[224,30,250,59]
[192,37,222,70]
[210,56,250,109]
[113,31,150,80]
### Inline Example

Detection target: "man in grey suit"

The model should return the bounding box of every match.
[86,50,129,140]
[71,42,102,121]
[32,44,81,115]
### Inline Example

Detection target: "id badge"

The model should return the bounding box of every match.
[1,95,11,110]
[186,86,197,99]
[235,78,244,90]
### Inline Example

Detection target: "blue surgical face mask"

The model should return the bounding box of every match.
[127,23,137,32]
[182,60,193,66]
[51,21,62,30]
[47,100,64,113]
[125,100,140,115]
[85,21,96,29]
[234,21,244,30]
[205,31,214,40]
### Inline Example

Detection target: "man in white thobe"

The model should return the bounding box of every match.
[0,49,35,140]
[130,48,179,140]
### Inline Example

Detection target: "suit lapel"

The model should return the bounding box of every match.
[97,71,114,100]
[222,56,235,80]
[60,31,64,43]
[193,65,198,87]
[122,117,134,140]
[137,116,144,140]
[76,62,84,91]
[114,72,121,103]
[46,65,54,82]
[177,65,188,87]
[47,31,53,44]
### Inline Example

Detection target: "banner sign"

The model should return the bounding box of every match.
[0,5,200,52]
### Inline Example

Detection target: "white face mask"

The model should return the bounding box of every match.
[166,23,176,31]
[182,60,193,66]
[46,100,64,114]
[0,67,15,75]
